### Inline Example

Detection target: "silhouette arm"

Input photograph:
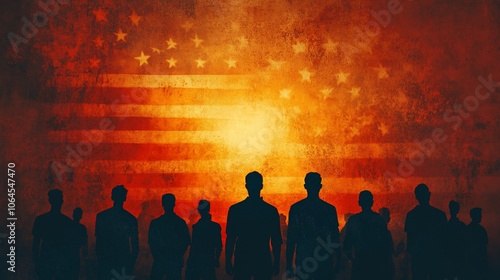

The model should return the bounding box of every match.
[215,224,223,267]
[271,209,282,276]
[331,207,341,273]
[31,218,41,267]
[83,227,89,258]
[148,220,159,259]
[286,207,296,273]
[181,221,191,255]
[225,207,236,275]
[130,218,139,261]
[342,220,353,261]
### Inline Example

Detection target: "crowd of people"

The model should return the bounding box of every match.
[32,172,490,280]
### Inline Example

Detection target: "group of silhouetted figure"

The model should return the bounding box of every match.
[32,171,490,280]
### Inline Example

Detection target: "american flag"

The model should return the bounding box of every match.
[12,0,499,260]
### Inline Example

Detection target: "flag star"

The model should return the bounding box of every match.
[93,36,104,48]
[320,88,333,100]
[314,127,326,137]
[192,34,203,48]
[231,22,240,31]
[66,46,78,59]
[135,51,150,66]
[322,39,339,53]
[350,127,360,137]
[129,11,141,26]
[166,38,177,50]
[151,47,161,54]
[195,58,207,68]
[336,72,350,85]
[299,68,313,83]
[182,21,194,32]
[268,59,284,70]
[279,89,292,99]
[114,29,127,42]
[92,8,108,22]
[374,65,389,79]
[166,57,177,68]
[378,123,389,136]
[238,36,248,48]
[292,42,306,54]
[349,87,361,98]
[90,58,101,68]
[224,58,237,69]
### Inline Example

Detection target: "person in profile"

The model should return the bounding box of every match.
[444,200,466,280]
[286,172,341,280]
[404,184,447,280]
[186,200,222,280]
[225,171,282,280]
[465,208,489,280]
[68,207,88,280]
[148,193,191,280]
[379,207,395,280]
[32,189,73,280]
[95,185,139,280]
[343,190,389,280]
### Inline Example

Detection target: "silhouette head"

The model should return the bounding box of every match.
[48,189,63,210]
[111,185,128,204]
[414,184,431,205]
[245,171,263,198]
[358,190,374,210]
[162,194,176,212]
[198,199,210,215]
[73,207,83,222]
[304,172,322,195]
[379,207,391,224]
[449,200,460,217]
[470,207,482,223]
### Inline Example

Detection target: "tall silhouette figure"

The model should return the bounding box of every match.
[186,200,223,280]
[286,172,341,280]
[32,189,73,280]
[465,208,489,280]
[148,194,191,280]
[68,207,88,280]
[404,184,446,280]
[343,190,389,280]
[225,171,282,280]
[95,185,139,280]
[444,200,466,280]
[379,207,395,280]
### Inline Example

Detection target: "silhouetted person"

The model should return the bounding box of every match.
[32,189,73,280]
[186,200,223,280]
[379,207,395,280]
[286,172,341,280]
[68,207,88,280]
[343,190,389,280]
[95,185,139,280]
[465,208,489,280]
[444,200,466,280]
[225,171,282,280]
[149,194,191,280]
[404,184,447,280]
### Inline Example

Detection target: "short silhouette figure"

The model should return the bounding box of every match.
[343,190,389,280]
[379,207,395,280]
[32,189,73,280]
[225,171,282,280]
[286,172,341,280]
[95,185,139,280]
[465,208,489,280]
[186,200,223,280]
[444,200,466,280]
[68,207,88,280]
[148,194,191,280]
[404,184,447,280]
